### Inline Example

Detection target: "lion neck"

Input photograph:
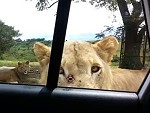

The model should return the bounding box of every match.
[13,67,26,81]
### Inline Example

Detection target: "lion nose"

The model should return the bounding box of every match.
[66,74,75,83]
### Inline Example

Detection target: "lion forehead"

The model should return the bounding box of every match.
[63,41,97,56]
[62,41,103,68]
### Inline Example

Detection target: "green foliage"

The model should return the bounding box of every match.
[88,0,118,11]
[2,38,52,62]
[111,55,120,62]
[0,60,18,67]
[0,20,22,59]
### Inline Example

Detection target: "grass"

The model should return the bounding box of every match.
[0,59,119,70]
[0,60,39,67]
[111,62,119,69]
[0,60,18,67]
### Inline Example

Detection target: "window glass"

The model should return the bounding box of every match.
[0,0,58,85]
[57,0,149,92]
[0,0,149,93]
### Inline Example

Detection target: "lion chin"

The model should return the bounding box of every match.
[33,35,149,92]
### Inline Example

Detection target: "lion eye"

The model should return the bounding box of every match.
[59,67,64,74]
[24,70,28,75]
[36,70,39,72]
[91,66,101,73]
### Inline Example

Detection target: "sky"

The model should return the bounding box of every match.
[0,0,123,41]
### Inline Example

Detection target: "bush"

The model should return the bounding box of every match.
[112,55,120,62]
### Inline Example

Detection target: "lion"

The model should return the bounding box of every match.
[0,61,39,84]
[33,36,149,92]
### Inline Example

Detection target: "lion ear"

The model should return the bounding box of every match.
[93,36,119,64]
[18,62,22,66]
[33,42,51,66]
[26,61,29,65]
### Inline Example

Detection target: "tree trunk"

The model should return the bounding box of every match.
[119,26,143,69]
[117,0,143,69]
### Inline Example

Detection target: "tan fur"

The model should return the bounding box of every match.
[0,61,39,84]
[33,36,149,92]
[93,35,119,64]
[111,68,148,91]
[33,42,50,85]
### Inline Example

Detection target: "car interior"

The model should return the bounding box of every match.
[0,0,150,113]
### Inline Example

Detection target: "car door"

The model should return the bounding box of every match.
[0,0,149,113]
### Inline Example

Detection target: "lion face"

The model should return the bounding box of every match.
[58,41,109,89]
[17,61,30,75]
[33,36,119,89]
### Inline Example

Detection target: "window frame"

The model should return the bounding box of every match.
[46,0,71,89]
[0,0,150,112]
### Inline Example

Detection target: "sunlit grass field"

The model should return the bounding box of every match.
[0,60,39,67]
[0,60,119,69]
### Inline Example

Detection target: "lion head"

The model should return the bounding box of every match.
[33,36,119,90]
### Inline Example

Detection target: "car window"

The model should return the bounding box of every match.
[0,0,149,93]
[0,1,150,113]
[0,0,57,85]
[57,0,149,92]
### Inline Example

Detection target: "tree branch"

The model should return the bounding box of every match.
[116,0,130,24]
[138,25,146,41]
[131,0,142,18]
[137,16,145,26]
[47,1,58,9]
